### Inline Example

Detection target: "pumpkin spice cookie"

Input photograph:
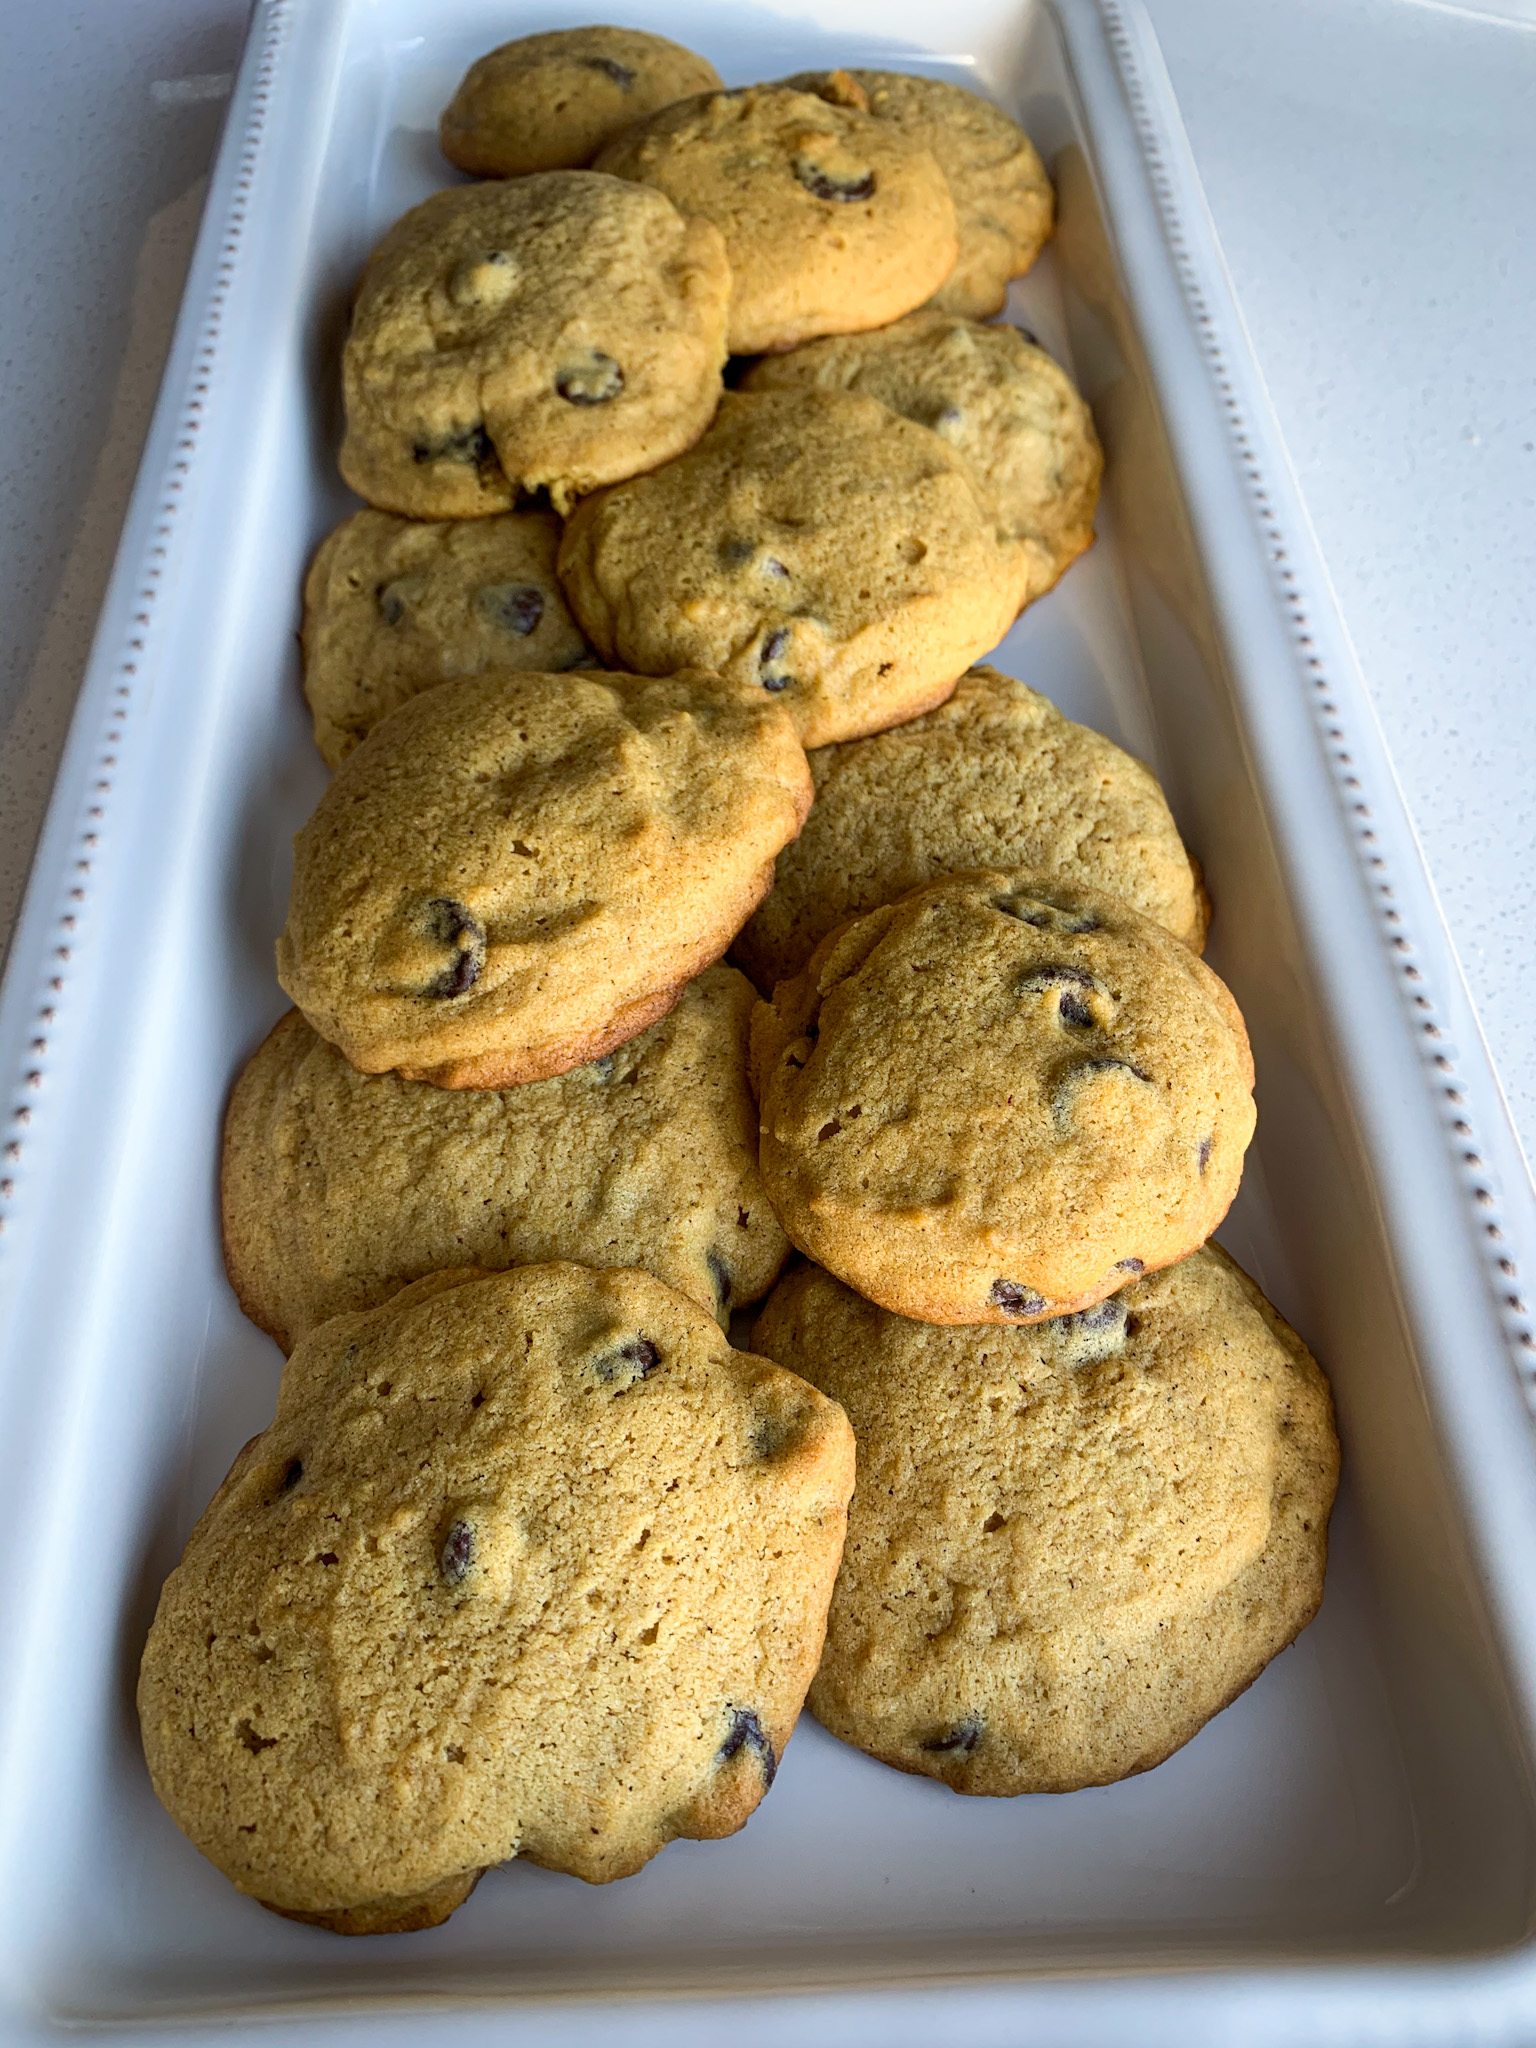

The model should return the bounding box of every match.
[744,312,1102,608]
[440,27,723,178]
[139,1263,857,1929]
[593,84,957,353]
[782,69,1053,317]
[734,665,1204,993]
[339,173,730,518]
[222,967,789,1353]
[275,668,812,1089]
[301,508,590,768]
[751,1248,1338,1794]
[557,391,1021,748]
[751,870,1255,1324]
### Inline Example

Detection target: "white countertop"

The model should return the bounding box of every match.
[3,0,1533,1184]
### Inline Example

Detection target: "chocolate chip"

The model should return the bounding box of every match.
[478,582,544,635]
[706,1248,732,1313]
[1012,323,1041,348]
[718,1706,777,1786]
[760,625,793,693]
[593,1336,661,1391]
[794,158,877,202]
[236,1719,278,1755]
[582,54,635,87]
[376,583,407,626]
[556,351,624,405]
[1059,991,1094,1028]
[422,898,485,999]
[718,537,756,567]
[412,423,497,471]
[590,1053,618,1081]
[993,893,1099,934]
[920,1718,981,1755]
[1198,1135,1213,1173]
[763,557,789,579]
[1018,965,1102,1030]
[921,399,965,434]
[1077,1055,1152,1084]
[991,1279,1046,1317]
[1052,1297,1133,1365]
[1116,1257,1145,1273]
[440,1520,474,1585]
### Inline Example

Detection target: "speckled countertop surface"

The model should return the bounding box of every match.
[3,0,1533,1179]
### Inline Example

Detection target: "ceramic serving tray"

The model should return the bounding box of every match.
[4,0,1536,2041]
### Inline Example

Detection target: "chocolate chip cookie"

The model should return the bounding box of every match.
[440,27,723,177]
[751,1248,1337,1794]
[139,1263,857,1927]
[276,668,812,1089]
[744,312,1102,608]
[301,508,590,768]
[557,391,1021,748]
[593,85,957,353]
[222,966,788,1352]
[782,69,1053,317]
[734,665,1204,992]
[751,871,1255,1323]
[339,173,730,517]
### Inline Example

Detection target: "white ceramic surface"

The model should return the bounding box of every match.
[2,1,1536,2042]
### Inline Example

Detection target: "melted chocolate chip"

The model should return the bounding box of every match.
[582,54,636,87]
[794,158,877,202]
[1116,1257,1145,1273]
[556,351,624,405]
[440,1520,474,1585]
[920,1717,981,1755]
[993,893,1099,934]
[412,423,497,471]
[422,898,485,999]
[1052,1296,1132,1364]
[593,1336,661,1391]
[991,1279,1046,1317]
[1077,1055,1152,1084]
[707,1248,732,1313]
[479,582,545,635]
[718,1706,777,1785]
[760,625,793,692]
[1018,965,1101,1030]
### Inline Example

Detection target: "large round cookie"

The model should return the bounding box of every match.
[744,312,1102,609]
[139,1264,857,1927]
[302,508,590,768]
[593,85,957,354]
[734,666,1204,993]
[557,391,1021,748]
[339,174,730,518]
[751,871,1255,1323]
[223,966,789,1353]
[781,69,1053,318]
[276,668,812,1089]
[751,1249,1338,1794]
[440,28,723,177]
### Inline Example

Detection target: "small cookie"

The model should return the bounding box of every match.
[744,312,1101,607]
[276,668,812,1089]
[139,1264,857,1926]
[734,666,1203,992]
[751,871,1254,1323]
[302,509,590,768]
[440,28,723,177]
[783,70,1052,317]
[222,966,789,1352]
[751,1248,1338,1793]
[593,85,957,354]
[558,391,1021,748]
[339,173,730,517]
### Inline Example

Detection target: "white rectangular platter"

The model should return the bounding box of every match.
[5,0,1536,2040]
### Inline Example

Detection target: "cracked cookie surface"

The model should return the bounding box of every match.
[339,173,729,517]
[441,27,722,177]
[276,667,812,1089]
[735,665,1203,993]
[750,870,1254,1323]
[744,313,1101,609]
[594,85,956,353]
[751,1248,1337,1794]
[558,391,1020,748]
[139,1264,856,1927]
[301,508,590,767]
[782,69,1053,317]
[223,967,789,1352]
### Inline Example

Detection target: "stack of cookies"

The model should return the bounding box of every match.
[138,25,1339,1937]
